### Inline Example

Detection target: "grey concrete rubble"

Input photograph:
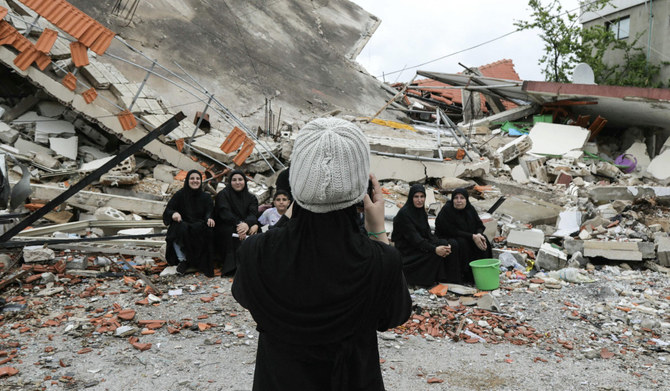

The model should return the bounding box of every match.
[0,2,669,390]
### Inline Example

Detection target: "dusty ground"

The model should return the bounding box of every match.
[1,260,668,391]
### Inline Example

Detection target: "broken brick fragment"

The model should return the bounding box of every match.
[0,366,18,377]
[131,342,151,352]
[77,348,92,354]
[427,377,444,384]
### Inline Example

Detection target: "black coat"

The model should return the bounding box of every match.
[163,170,214,275]
[392,184,456,286]
[214,170,259,275]
[232,204,411,390]
[434,188,492,283]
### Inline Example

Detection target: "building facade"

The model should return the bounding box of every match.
[580,0,670,85]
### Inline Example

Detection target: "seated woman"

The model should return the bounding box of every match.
[392,184,459,286]
[434,188,492,284]
[163,170,215,277]
[258,189,291,229]
[214,170,259,276]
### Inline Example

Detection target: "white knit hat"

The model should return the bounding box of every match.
[289,117,370,213]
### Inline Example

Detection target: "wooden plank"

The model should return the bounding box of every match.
[0,269,30,291]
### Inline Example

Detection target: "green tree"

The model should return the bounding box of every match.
[515,0,665,87]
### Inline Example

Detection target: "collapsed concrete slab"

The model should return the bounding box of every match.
[657,236,670,267]
[30,183,166,217]
[588,186,670,204]
[472,195,562,225]
[528,123,590,156]
[370,154,490,182]
[506,228,545,249]
[583,240,643,261]
[0,47,201,172]
[646,149,670,185]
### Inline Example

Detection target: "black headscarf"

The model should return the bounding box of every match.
[163,170,211,226]
[435,187,485,239]
[392,184,429,239]
[162,170,214,269]
[215,170,259,225]
[392,184,439,254]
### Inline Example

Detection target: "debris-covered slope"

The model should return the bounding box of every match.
[68,0,390,125]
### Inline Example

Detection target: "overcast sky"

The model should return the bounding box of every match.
[350,0,581,82]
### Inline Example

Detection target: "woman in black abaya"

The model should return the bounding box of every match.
[163,170,215,276]
[214,170,259,276]
[232,117,410,390]
[434,188,492,284]
[392,184,459,286]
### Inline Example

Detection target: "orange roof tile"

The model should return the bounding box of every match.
[82,87,97,104]
[478,59,521,81]
[18,0,115,52]
[35,51,51,70]
[0,21,32,52]
[117,110,137,131]
[14,46,39,71]
[90,29,114,55]
[69,41,89,67]
[78,23,103,46]
[232,138,255,166]
[220,127,246,153]
[62,72,76,91]
[34,28,58,53]
[0,6,8,19]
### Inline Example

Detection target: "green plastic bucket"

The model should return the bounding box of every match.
[469,258,501,291]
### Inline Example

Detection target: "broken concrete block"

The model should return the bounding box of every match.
[78,145,111,162]
[553,210,582,238]
[40,272,57,284]
[79,156,115,172]
[23,246,55,263]
[511,165,529,184]
[519,155,548,182]
[495,135,532,163]
[507,228,544,249]
[646,150,670,185]
[593,161,622,180]
[34,119,75,144]
[36,101,66,118]
[49,136,78,160]
[528,123,590,156]
[657,237,670,267]
[94,206,127,221]
[588,186,670,204]
[99,173,140,186]
[66,257,88,270]
[0,122,19,144]
[535,243,568,271]
[153,164,179,183]
[624,141,650,172]
[583,240,643,261]
[472,195,562,226]
[14,138,54,157]
[437,177,475,191]
[563,238,584,255]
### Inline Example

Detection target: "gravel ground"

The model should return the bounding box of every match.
[1,263,668,391]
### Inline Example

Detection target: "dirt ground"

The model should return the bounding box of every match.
[1,261,668,391]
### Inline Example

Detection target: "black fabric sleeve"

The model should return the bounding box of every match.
[376,246,412,331]
[203,194,214,221]
[245,195,259,227]
[163,195,178,226]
